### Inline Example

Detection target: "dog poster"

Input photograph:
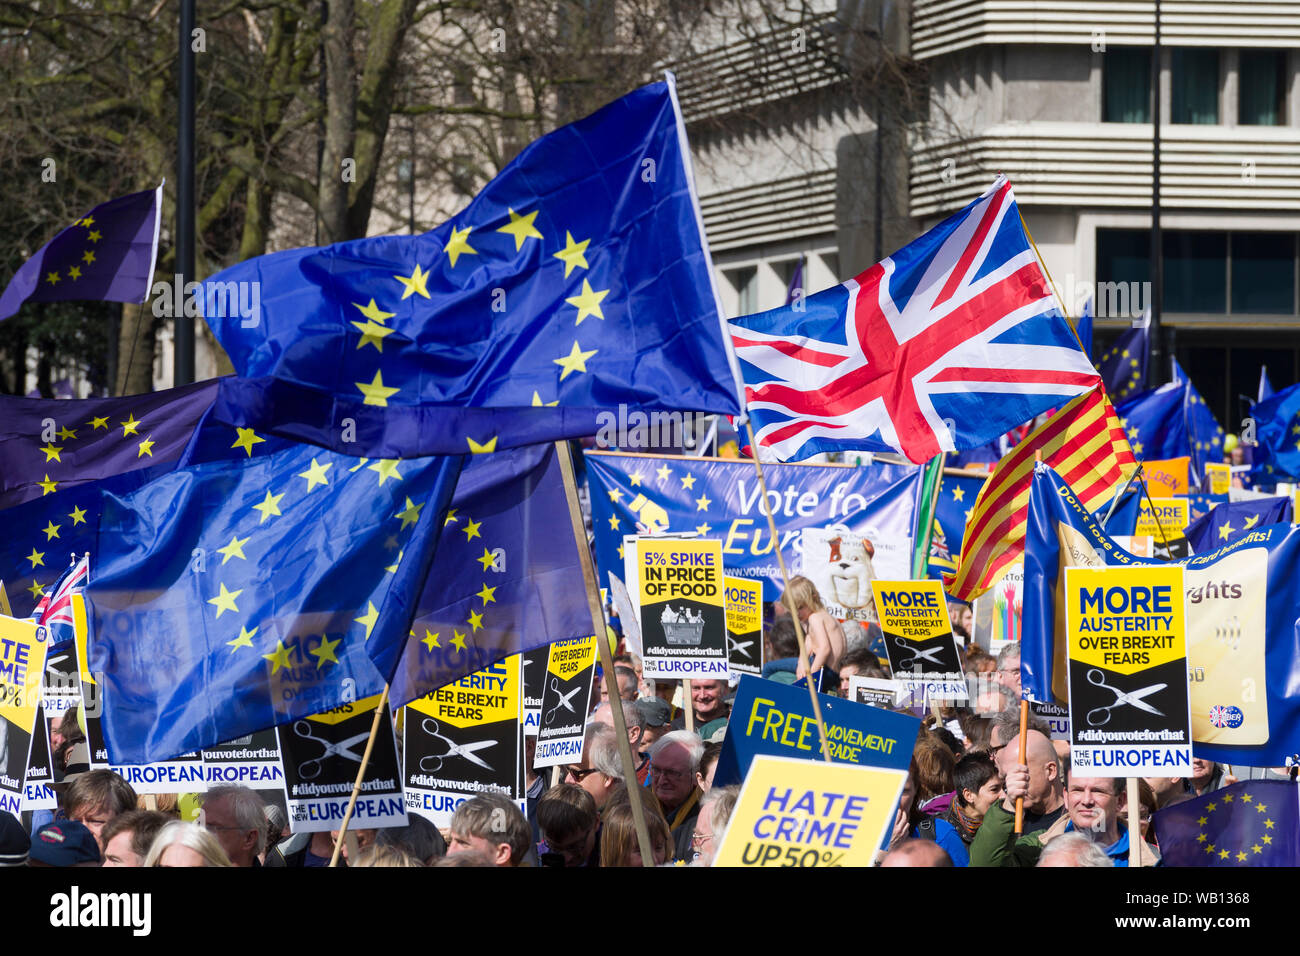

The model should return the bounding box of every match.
[800,527,881,624]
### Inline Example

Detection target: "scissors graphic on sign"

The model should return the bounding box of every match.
[418,718,495,772]
[726,636,754,659]
[544,678,583,725]
[293,721,371,780]
[893,638,945,668]
[1085,669,1166,727]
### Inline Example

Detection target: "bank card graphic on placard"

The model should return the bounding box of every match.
[403,655,521,826]
[1065,566,1193,776]
[724,576,764,679]
[637,538,727,680]
[872,580,965,699]
[534,637,596,769]
[277,694,406,833]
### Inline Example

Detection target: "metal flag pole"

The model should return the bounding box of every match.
[1101,463,1145,531]
[329,685,390,868]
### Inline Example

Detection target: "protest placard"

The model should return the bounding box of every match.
[713,675,919,787]
[0,614,47,818]
[1144,458,1190,497]
[713,754,905,867]
[277,693,406,833]
[520,646,548,738]
[724,576,763,679]
[534,636,596,769]
[848,676,903,710]
[1030,700,1070,741]
[1205,463,1231,497]
[202,729,285,791]
[23,701,57,812]
[636,538,728,680]
[403,655,521,826]
[1065,566,1193,775]
[873,579,967,701]
[799,527,881,624]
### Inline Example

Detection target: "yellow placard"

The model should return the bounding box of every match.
[713,754,905,868]
[302,693,385,727]
[0,614,48,735]
[408,654,520,728]
[870,579,951,641]
[1144,458,1190,496]
[547,636,596,681]
[725,576,763,637]
[637,538,724,610]
[0,582,11,618]
[1135,498,1189,540]
[1205,463,1231,496]
[1065,566,1186,675]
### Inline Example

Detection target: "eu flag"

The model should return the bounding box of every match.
[1249,381,1300,482]
[0,186,162,321]
[1097,310,1150,402]
[926,470,987,581]
[1172,359,1226,484]
[200,76,742,458]
[388,443,589,709]
[1116,383,1189,464]
[0,380,217,510]
[84,419,462,763]
[1186,496,1292,554]
[1153,780,1299,867]
[1260,366,1275,403]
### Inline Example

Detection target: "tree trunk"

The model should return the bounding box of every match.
[115,304,155,397]
[318,0,356,244]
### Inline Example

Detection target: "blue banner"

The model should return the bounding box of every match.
[1022,461,1300,765]
[927,470,987,581]
[584,452,921,603]
[712,675,920,787]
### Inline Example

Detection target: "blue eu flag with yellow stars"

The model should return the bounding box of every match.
[1185,496,1292,554]
[0,186,162,321]
[388,443,589,709]
[1249,380,1300,483]
[1153,780,1300,867]
[1172,359,1225,484]
[1116,382,1189,463]
[200,75,743,459]
[1096,309,1149,403]
[84,418,463,763]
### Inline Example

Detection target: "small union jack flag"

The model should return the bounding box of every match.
[1209,705,1231,728]
[37,553,89,643]
[729,176,1101,464]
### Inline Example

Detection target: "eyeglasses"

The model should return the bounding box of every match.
[651,764,687,781]
[690,831,712,846]
[564,765,601,781]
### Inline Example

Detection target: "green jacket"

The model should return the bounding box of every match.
[968,803,1053,867]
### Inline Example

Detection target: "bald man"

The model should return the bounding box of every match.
[969,730,1067,867]
[881,839,953,867]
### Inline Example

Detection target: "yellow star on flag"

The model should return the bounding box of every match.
[476,547,497,571]
[1133,440,1144,455]
[81,251,95,265]
[952,486,965,502]
[26,580,44,598]
[43,521,60,541]
[1258,803,1268,813]
[394,263,431,299]
[262,640,293,673]
[368,459,404,485]
[444,225,477,267]
[608,515,620,531]
[253,490,284,523]
[696,523,712,535]
[384,549,404,574]
[444,509,458,525]
[1252,844,1262,854]
[531,391,558,406]
[298,458,332,491]
[1222,794,1234,803]
[217,534,250,564]
[628,471,643,487]
[87,229,101,243]
[40,443,63,462]
[88,416,109,430]
[1263,834,1273,844]
[354,298,396,324]
[422,630,441,651]
[1236,851,1247,862]
[355,602,379,640]
[1197,816,1208,826]
[227,626,257,652]
[695,493,712,511]
[617,543,625,559]
[356,370,401,407]
[497,208,543,250]
[450,631,468,651]
[121,413,141,437]
[476,584,497,606]
[462,518,481,541]
[137,436,155,458]
[230,428,265,457]
[68,505,87,526]
[1244,515,1260,529]
[608,489,623,503]
[553,341,596,380]
[656,465,671,482]
[553,231,590,277]
[467,435,498,454]
[208,583,243,618]
[395,496,423,529]
[39,474,58,495]
[467,609,485,632]
[310,635,342,668]
[1219,522,1234,541]
[1218,849,1229,859]
[45,271,59,285]
[565,279,609,325]
[68,266,82,281]
[352,319,395,352]
[680,474,696,490]
[26,548,45,569]
[1242,794,1253,803]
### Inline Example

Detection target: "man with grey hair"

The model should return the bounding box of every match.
[589,697,650,783]
[1036,831,1115,867]
[563,722,621,810]
[201,784,267,867]
[649,730,704,860]
[995,642,1021,698]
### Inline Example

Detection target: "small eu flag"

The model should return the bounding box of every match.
[0,186,163,321]
[199,75,743,458]
[1097,310,1150,403]
[1249,380,1300,482]
[1185,496,1291,554]
[1153,779,1300,867]
[84,418,462,764]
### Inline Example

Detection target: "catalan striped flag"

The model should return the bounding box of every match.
[946,387,1135,601]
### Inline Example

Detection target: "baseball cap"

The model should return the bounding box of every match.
[29,821,102,867]
[0,813,30,867]
[639,697,673,727]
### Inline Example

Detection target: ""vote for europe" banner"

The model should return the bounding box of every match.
[586,452,921,601]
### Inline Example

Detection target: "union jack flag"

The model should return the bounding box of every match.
[1209,706,1231,729]
[36,553,88,642]
[729,176,1101,464]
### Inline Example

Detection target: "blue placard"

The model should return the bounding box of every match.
[713,675,921,787]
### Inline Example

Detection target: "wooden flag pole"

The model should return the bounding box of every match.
[743,421,832,762]
[554,440,656,867]
[328,684,390,868]
[1127,776,1141,866]
[684,681,694,734]
[1014,698,1029,834]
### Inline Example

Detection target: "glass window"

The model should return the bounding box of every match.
[1172,49,1220,124]
[1239,50,1286,126]
[1164,232,1226,313]
[1096,229,1151,292]
[1231,233,1296,314]
[727,266,758,317]
[1103,48,1152,123]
